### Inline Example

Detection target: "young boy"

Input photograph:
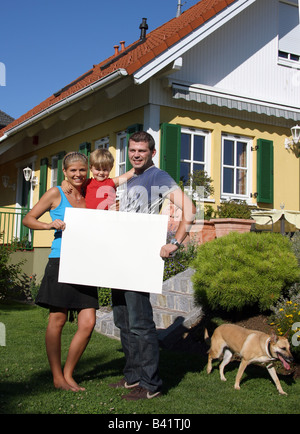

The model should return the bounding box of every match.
[62,148,134,210]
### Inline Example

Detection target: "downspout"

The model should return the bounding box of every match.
[0,68,128,143]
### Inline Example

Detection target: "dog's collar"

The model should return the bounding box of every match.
[266,338,275,360]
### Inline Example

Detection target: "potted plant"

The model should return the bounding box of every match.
[181,170,217,244]
[210,200,254,238]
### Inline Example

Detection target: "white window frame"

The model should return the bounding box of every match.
[221,134,252,203]
[95,136,109,150]
[180,126,211,184]
[278,0,300,68]
[51,155,58,188]
[116,131,127,176]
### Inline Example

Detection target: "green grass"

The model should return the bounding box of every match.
[0,302,299,414]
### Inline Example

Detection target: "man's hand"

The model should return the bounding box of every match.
[160,243,178,258]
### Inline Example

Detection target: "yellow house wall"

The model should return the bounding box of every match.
[161,107,300,211]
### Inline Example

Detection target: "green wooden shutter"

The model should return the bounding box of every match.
[160,123,181,182]
[57,151,66,186]
[257,139,274,204]
[79,142,91,178]
[126,124,143,170]
[79,142,91,156]
[39,158,48,199]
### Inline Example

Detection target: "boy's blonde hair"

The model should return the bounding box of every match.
[90,148,114,170]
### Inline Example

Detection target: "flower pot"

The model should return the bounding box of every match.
[210,218,254,238]
[189,219,216,244]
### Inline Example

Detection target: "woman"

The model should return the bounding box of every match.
[23,152,99,392]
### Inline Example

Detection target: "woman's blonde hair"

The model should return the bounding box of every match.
[62,152,88,169]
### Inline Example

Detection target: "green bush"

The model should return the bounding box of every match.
[98,287,112,306]
[0,233,25,300]
[192,232,300,313]
[217,200,252,219]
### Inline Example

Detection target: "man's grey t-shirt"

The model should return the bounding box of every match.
[119,165,178,214]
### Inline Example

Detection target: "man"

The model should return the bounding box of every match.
[110,131,196,401]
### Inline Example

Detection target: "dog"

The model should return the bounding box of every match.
[206,324,293,395]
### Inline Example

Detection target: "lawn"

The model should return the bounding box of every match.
[0,301,299,415]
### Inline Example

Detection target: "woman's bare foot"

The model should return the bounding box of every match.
[64,375,86,392]
[54,378,78,392]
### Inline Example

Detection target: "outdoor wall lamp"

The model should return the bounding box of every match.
[285,124,300,151]
[23,166,38,187]
[2,175,16,191]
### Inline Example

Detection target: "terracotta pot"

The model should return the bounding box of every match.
[210,218,254,238]
[189,220,216,245]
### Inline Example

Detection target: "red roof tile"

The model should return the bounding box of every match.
[0,0,233,138]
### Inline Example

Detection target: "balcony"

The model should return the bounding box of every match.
[0,207,34,250]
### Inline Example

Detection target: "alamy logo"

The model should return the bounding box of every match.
[0,62,6,86]
[0,322,6,346]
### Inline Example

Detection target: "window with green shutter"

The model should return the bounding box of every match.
[160,123,181,182]
[56,151,66,186]
[79,142,91,178]
[79,142,91,156]
[39,158,48,199]
[257,139,274,204]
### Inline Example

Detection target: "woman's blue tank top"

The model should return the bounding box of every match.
[49,186,73,258]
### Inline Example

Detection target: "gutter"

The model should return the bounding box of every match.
[0,68,128,144]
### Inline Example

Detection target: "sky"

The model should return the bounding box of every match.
[0,0,200,121]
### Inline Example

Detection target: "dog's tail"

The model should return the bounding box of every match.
[204,328,211,347]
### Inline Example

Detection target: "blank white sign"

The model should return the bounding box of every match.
[58,208,169,294]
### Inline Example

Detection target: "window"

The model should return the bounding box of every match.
[116,131,127,175]
[51,156,58,187]
[39,158,48,199]
[278,0,300,66]
[221,134,252,200]
[180,128,210,185]
[95,137,109,149]
[51,152,65,187]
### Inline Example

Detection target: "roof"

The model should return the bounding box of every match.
[0,110,14,128]
[0,0,235,138]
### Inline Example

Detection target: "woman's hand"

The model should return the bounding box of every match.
[47,219,66,231]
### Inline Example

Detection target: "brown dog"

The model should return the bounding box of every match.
[207,324,293,395]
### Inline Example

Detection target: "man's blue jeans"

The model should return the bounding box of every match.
[112,289,162,393]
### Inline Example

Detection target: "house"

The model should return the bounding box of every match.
[0,110,14,129]
[0,0,300,281]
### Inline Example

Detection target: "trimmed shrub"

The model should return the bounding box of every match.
[192,232,300,313]
[217,200,252,219]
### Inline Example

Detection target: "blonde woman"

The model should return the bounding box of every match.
[23,152,98,392]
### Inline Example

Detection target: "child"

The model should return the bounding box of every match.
[62,148,134,210]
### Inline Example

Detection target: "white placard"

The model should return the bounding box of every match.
[58,208,169,294]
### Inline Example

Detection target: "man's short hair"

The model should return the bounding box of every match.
[129,131,155,152]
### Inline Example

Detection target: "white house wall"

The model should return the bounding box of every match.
[170,0,299,110]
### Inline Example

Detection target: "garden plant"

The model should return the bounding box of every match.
[192,231,300,313]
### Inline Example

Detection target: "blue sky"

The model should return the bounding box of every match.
[0,0,199,121]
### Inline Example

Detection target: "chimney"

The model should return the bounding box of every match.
[114,45,119,56]
[120,41,126,52]
[139,18,148,41]
[176,0,182,17]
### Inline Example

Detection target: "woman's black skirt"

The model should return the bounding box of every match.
[36,258,99,310]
